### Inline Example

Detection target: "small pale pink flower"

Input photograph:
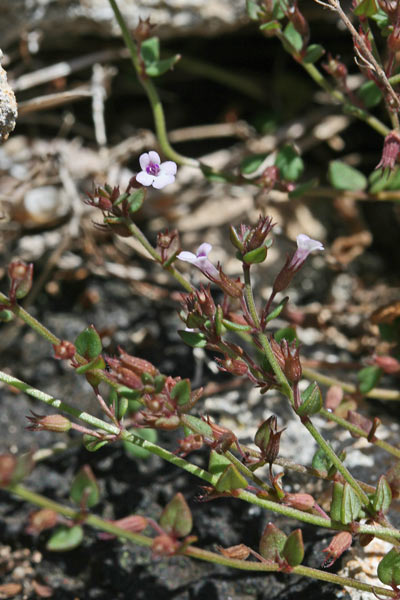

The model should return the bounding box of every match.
[289,234,324,270]
[136,151,177,189]
[177,243,219,279]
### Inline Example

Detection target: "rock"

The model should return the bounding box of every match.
[3,0,247,47]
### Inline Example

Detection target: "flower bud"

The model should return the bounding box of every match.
[376,130,400,171]
[0,454,17,487]
[254,415,285,463]
[27,508,58,534]
[119,348,159,378]
[27,412,72,433]
[8,260,33,301]
[322,532,352,568]
[53,340,76,360]
[284,493,315,511]
[152,535,180,557]
[373,355,400,374]
[217,544,250,560]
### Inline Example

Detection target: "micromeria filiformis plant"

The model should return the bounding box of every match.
[2,0,400,596]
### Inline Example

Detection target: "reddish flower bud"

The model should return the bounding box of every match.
[8,260,33,301]
[281,339,302,383]
[323,54,348,83]
[26,412,72,433]
[133,17,155,42]
[216,357,248,376]
[325,385,343,411]
[27,508,58,534]
[53,340,76,360]
[322,531,352,568]
[254,415,285,464]
[373,355,400,374]
[0,454,17,487]
[195,285,216,319]
[176,434,204,457]
[152,534,180,557]
[217,544,250,560]
[286,2,309,53]
[216,268,244,298]
[119,348,159,378]
[246,215,275,252]
[270,337,286,371]
[284,493,315,511]
[376,130,400,171]
[347,410,373,438]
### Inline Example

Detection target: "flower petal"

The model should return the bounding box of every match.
[136,171,154,186]
[152,174,175,189]
[176,251,197,264]
[148,150,161,165]
[139,153,150,171]
[296,234,324,252]
[196,243,212,258]
[159,161,177,176]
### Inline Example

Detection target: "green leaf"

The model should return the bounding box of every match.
[282,529,304,566]
[357,365,382,394]
[371,7,389,30]
[83,434,108,452]
[259,522,287,562]
[243,246,268,264]
[222,318,251,333]
[127,189,145,213]
[259,21,281,32]
[183,415,213,438]
[303,44,325,64]
[0,309,14,322]
[330,481,345,522]
[146,55,181,77]
[275,144,304,181]
[70,465,100,509]
[328,161,367,191]
[141,37,160,65]
[378,547,400,586]
[160,492,192,538]
[46,525,84,552]
[371,475,392,514]
[123,428,158,460]
[215,464,248,492]
[178,330,207,348]
[265,297,288,323]
[297,382,322,417]
[74,326,102,359]
[116,396,129,420]
[240,153,269,174]
[353,0,378,17]
[200,164,232,183]
[358,80,382,108]
[171,379,191,407]
[288,178,318,198]
[246,0,261,20]
[208,450,231,475]
[274,326,297,344]
[283,22,303,52]
[341,483,362,524]
[312,447,333,475]
[369,167,400,194]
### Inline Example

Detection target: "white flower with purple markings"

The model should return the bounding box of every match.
[177,243,219,279]
[136,151,177,189]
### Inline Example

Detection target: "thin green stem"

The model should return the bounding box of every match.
[107,0,198,167]
[243,265,261,329]
[8,483,397,597]
[0,292,60,345]
[274,32,390,138]
[0,370,120,436]
[224,450,274,494]
[124,221,194,293]
[320,407,400,460]
[303,366,400,401]
[302,418,370,506]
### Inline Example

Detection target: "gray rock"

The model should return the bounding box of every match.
[2,0,247,47]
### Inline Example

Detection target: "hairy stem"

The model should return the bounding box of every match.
[107,0,198,167]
